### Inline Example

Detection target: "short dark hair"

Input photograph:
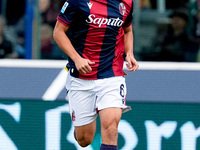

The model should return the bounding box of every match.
[169,8,189,22]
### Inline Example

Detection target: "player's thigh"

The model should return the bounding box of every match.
[99,107,122,129]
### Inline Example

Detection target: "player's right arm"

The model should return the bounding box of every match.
[53,21,95,74]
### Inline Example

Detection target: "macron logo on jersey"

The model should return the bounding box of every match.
[86,14,124,27]
[87,2,93,9]
[61,2,69,13]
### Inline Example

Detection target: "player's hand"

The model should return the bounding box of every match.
[74,58,95,74]
[125,55,139,72]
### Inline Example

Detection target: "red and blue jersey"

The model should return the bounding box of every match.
[57,0,133,79]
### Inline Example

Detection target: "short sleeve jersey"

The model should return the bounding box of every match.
[57,0,133,80]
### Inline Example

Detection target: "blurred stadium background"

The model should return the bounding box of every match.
[1,0,200,149]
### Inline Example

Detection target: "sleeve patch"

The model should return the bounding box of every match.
[61,2,69,13]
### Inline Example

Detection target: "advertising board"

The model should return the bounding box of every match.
[0,100,199,150]
[1,60,200,149]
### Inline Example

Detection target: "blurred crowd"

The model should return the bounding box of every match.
[140,0,190,10]
[140,0,200,62]
[0,0,66,59]
[1,0,200,62]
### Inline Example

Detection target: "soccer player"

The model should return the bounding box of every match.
[53,0,139,149]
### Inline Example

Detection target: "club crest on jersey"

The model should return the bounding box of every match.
[119,3,126,15]
[61,2,69,13]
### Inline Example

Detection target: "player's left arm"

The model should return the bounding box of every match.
[124,25,139,72]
